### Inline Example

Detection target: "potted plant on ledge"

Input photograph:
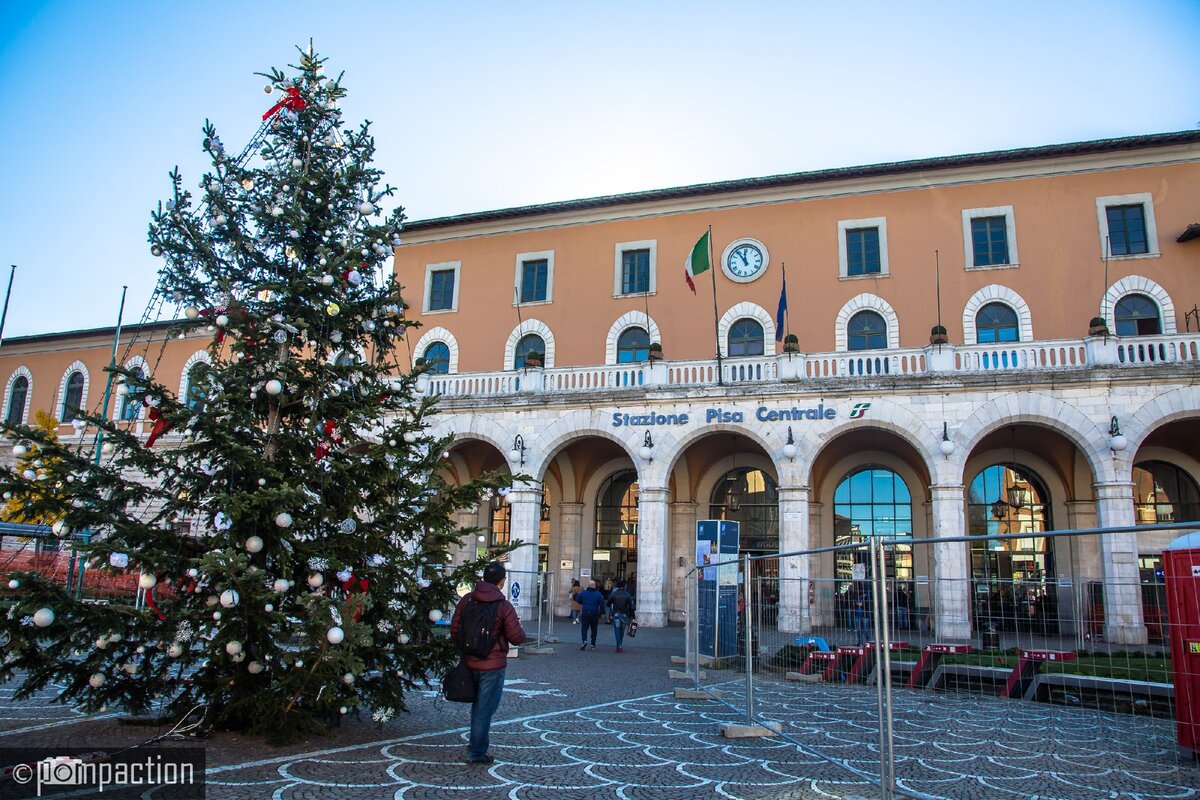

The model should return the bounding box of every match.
[929,325,949,345]
[523,351,544,369]
[782,333,800,353]
[1088,316,1110,336]
[648,342,664,361]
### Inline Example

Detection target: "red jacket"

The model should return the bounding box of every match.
[450,581,527,671]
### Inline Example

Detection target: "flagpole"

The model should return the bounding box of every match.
[707,226,723,386]
[782,261,791,340]
[0,265,16,349]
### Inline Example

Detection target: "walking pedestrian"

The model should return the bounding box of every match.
[449,562,527,764]
[576,579,604,650]
[853,598,867,646]
[607,579,635,653]
[568,579,581,624]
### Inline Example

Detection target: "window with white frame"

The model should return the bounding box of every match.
[613,240,657,297]
[962,205,1018,269]
[423,261,461,313]
[1096,193,1159,259]
[514,250,554,305]
[837,218,888,278]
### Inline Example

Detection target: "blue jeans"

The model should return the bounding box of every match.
[468,667,505,760]
[612,613,628,647]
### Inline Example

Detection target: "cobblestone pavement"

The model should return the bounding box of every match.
[1,624,1197,799]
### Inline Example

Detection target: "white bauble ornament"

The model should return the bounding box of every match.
[247,660,264,674]
[263,84,274,94]
[346,269,362,285]
[138,573,157,589]
[219,589,240,608]
[205,595,218,607]
[7,579,17,589]
[292,158,303,168]
[362,320,375,333]
[212,611,221,620]
[342,672,354,684]
[151,244,163,257]
[275,512,293,528]
[95,637,108,649]
[186,568,199,578]
[330,330,343,343]
[33,608,55,627]
[89,673,106,688]
[167,643,183,658]
[215,314,229,327]
[265,379,283,395]
[264,603,274,612]
[403,431,416,443]
[51,520,67,536]
[307,573,324,588]
[22,470,36,480]
[271,206,283,217]
[321,274,333,286]
[215,214,227,225]
[225,641,243,655]
[123,662,139,675]
[245,535,263,554]
[11,444,27,457]
[398,633,410,645]
[327,627,345,644]
[339,706,348,715]
[258,478,267,486]
[428,609,443,623]
[358,201,373,215]
[272,578,290,593]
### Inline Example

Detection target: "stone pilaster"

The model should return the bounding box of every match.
[636,486,671,627]
[669,501,698,623]
[931,483,972,640]
[556,502,584,615]
[776,486,811,633]
[1094,480,1146,644]
[506,483,543,620]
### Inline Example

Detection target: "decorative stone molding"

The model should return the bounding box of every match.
[413,327,460,373]
[717,302,776,357]
[833,294,900,351]
[605,311,661,365]
[962,285,1034,344]
[1102,275,1176,334]
[504,319,556,369]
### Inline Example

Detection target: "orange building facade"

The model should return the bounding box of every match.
[4,132,1200,640]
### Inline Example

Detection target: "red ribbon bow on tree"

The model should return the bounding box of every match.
[144,399,173,447]
[262,87,307,121]
[341,572,370,621]
[315,419,343,461]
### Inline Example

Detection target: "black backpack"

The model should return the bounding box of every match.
[456,596,500,658]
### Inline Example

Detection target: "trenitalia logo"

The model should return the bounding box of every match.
[849,403,871,419]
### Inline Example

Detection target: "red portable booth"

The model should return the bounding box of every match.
[1163,533,1200,758]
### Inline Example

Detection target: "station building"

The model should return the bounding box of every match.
[3,131,1200,642]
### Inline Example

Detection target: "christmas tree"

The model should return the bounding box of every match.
[0,46,509,742]
[2,410,67,526]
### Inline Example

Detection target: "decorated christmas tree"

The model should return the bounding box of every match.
[0,47,508,742]
[2,410,67,526]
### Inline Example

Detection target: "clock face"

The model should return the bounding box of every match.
[727,244,764,278]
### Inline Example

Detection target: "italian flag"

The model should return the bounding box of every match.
[684,230,711,294]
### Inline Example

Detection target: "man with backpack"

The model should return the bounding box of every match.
[449,561,526,764]
[607,578,635,653]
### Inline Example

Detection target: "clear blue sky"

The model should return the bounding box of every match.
[1,1,1197,338]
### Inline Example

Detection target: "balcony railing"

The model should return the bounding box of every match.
[415,333,1200,400]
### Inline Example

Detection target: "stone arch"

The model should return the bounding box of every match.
[1103,275,1176,334]
[605,311,661,365]
[177,350,212,402]
[948,392,1113,484]
[3,366,32,427]
[528,409,641,479]
[1122,386,1200,460]
[718,301,776,357]
[834,293,900,351]
[962,284,1034,344]
[427,417,511,467]
[805,399,943,487]
[504,319,556,369]
[57,360,90,421]
[413,327,460,373]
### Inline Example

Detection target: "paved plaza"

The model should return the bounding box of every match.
[1,624,1197,799]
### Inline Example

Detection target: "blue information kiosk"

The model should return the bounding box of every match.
[696,519,740,658]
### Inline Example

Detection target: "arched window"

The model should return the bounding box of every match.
[594,470,639,580]
[833,466,913,580]
[514,334,545,369]
[121,367,145,421]
[975,303,1019,344]
[6,376,28,426]
[727,319,765,357]
[1114,294,1161,336]
[967,463,1057,634]
[1133,461,1200,524]
[334,351,359,368]
[421,342,450,375]
[616,327,649,364]
[847,311,886,351]
[185,363,208,411]
[62,371,84,423]
[708,468,778,552]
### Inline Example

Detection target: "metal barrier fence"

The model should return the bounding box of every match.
[0,524,134,603]
[683,523,1200,800]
